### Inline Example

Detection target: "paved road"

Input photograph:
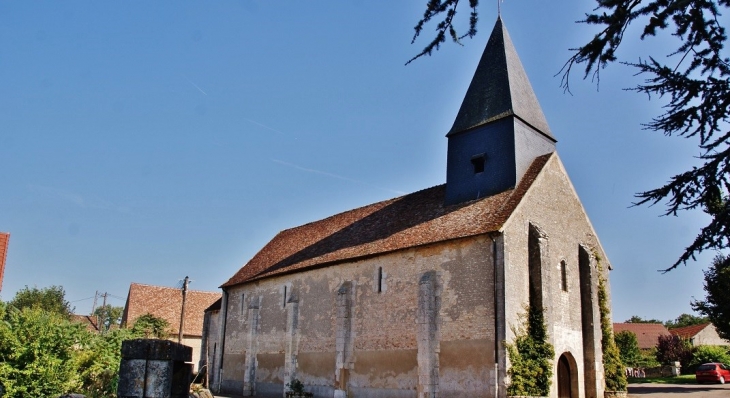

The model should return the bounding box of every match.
[216,384,730,398]
[628,383,730,397]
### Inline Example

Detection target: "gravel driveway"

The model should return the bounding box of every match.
[628,383,730,397]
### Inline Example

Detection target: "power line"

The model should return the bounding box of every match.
[70,296,96,303]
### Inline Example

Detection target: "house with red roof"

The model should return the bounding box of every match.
[121,282,220,372]
[71,314,101,333]
[613,323,671,350]
[210,18,616,398]
[670,323,729,347]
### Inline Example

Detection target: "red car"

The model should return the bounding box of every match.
[696,362,730,384]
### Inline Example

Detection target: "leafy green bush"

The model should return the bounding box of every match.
[0,304,85,397]
[690,345,730,367]
[75,314,171,397]
[0,289,174,398]
[615,330,641,367]
[8,285,73,318]
[637,348,660,368]
[506,305,555,396]
[131,313,170,338]
[75,328,140,398]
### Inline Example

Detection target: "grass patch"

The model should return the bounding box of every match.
[628,375,697,384]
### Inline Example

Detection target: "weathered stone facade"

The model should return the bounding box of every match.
[500,155,607,398]
[208,17,613,398]
[216,236,497,397]
[200,299,222,381]
[210,155,609,398]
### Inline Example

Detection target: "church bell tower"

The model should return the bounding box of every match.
[445,18,556,205]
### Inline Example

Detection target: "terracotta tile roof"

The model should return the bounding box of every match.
[205,297,222,312]
[222,153,553,288]
[71,314,100,333]
[121,283,221,337]
[670,323,711,340]
[0,232,9,292]
[613,323,671,349]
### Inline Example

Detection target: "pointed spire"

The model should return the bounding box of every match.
[447,18,554,140]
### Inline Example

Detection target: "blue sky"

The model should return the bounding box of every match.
[0,1,722,323]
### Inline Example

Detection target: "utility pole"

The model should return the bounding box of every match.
[178,276,189,343]
[91,291,99,332]
[101,292,108,333]
[91,290,98,315]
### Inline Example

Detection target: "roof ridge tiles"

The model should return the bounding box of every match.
[129,282,220,294]
[277,184,451,234]
[221,153,553,288]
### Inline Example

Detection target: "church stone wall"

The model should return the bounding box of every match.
[219,236,497,398]
[501,154,607,398]
[199,309,220,385]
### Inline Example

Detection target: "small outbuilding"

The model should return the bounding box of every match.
[671,323,730,347]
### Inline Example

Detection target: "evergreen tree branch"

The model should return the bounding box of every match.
[407,0,479,65]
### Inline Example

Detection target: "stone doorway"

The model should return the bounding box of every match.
[557,352,578,398]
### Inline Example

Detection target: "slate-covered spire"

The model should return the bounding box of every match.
[444,17,556,205]
[447,17,553,140]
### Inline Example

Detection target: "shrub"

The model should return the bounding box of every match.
[690,345,730,368]
[615,330,641,367]
[655,335,693,370]
[0,306,85,397]
[506,305,555,396]
[286,378,305,394]
[75,328,140,398]
[637,348,660,368]
[131,313,170,338]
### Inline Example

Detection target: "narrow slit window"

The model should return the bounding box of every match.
[378,266,383,293]
[241,293,245,315]
[283,286,287,307]
[560,260,568,292]
[471,154,485,174]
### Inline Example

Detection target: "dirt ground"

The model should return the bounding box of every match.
[628,383,730,397]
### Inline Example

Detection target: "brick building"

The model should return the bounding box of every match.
[210,18,613,398]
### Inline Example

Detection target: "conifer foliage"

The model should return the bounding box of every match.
[412,0,730,271]
[691,254,730,340]
[568,0,730,272]
[408,0,479,64]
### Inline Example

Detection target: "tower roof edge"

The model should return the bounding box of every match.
[447,18,554,140]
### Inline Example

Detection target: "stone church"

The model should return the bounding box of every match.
[205,18,611,398]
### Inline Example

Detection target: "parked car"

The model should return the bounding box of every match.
[695,362,730,384]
